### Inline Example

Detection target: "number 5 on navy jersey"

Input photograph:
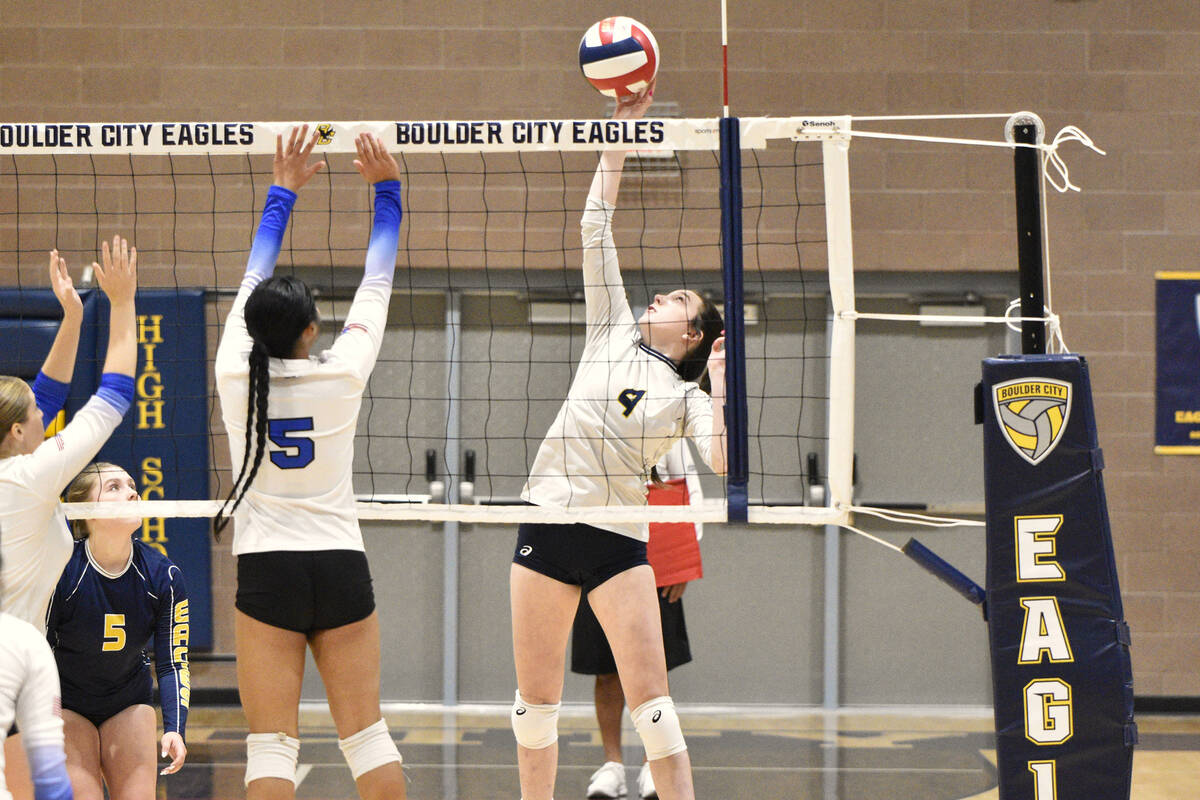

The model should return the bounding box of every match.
[268,417,315,469]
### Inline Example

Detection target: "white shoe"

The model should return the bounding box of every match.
[586,761,627,798]
[637,762,657,799]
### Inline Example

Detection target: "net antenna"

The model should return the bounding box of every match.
[721,0,730,116]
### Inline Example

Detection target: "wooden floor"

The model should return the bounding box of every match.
[165,705,1199,799]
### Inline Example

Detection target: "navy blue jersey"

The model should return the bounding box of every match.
[45,539,190,737]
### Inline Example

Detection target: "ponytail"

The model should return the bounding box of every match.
[215,341,271,538]
[676,296,724,394]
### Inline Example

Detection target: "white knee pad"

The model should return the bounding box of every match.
[245,732,300,786]
[631,696,687,761]
[338,718,402,779]
[510,690,560,750]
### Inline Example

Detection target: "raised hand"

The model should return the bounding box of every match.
[353,132,400,184]
[92,235,137,307]
[707,331,726,399]
[273,125,325,192]
[613,76,656,121]
[48,249,82,321]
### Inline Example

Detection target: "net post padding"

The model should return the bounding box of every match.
[719,117,748,523]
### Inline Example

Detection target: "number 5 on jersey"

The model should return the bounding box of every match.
[268,417,315,469]
[102,613,126,651]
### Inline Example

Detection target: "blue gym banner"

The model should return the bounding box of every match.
[0,288,213,649]
[981,354,1135,800]
[1155,272,1200,454]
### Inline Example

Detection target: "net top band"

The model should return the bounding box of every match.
[0,117,851,155]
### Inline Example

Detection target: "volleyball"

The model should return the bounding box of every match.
[578,16,660,98]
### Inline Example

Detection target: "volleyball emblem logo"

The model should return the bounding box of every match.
[579,17,660,98]
[992,378,1073,465]
[316,124,335,145]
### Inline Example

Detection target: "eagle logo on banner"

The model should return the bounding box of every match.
[993,378,1073,466]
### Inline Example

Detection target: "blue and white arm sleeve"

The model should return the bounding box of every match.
[32,372,70,424]
[94,372,135,417]
[15,632,73,800]
[362,180,402,287]
[242,184,298,288]
[27,746,74,800]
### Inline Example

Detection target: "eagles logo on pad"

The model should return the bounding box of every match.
[315,124,335,145]
[992,378,1072,465]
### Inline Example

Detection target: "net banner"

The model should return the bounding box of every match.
[0,117,849,156]
[981,354,1135,800]
[1154,272,1200,454]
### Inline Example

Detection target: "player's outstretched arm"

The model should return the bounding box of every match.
[588,77,655,206]
[356,133,402,286]
[92,235,138,379]
[32,249,84,424]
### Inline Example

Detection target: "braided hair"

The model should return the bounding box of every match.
[214,276,317,538]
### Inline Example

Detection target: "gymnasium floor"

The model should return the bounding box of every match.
[166,705,1198,799]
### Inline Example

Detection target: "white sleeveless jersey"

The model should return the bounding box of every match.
[523,197,714,541]
[0,612,65,796]
[0,396,124,631]
[215,277,390,555]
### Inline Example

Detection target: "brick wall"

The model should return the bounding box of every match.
[2,0,1196,697]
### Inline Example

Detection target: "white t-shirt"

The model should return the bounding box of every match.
[215,275,390,555]
[0,612,65,798]
[0,396,125,631]
[523,197,715,541]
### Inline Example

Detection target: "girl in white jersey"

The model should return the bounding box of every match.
[0,598,73,800]
[1,240,138,800]
[213,127,406,800]
[510,82,726,800]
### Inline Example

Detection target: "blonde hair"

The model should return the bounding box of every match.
[0,376,33,445]
[65,462,124,540]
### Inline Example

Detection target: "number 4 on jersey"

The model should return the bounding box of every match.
[618,389,646,417]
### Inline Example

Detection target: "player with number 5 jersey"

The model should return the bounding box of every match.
[46,462,190,797]
[214,126,407,800]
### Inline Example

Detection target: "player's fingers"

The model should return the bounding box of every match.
[275,133,284,161]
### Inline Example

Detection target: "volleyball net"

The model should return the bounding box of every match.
[0,115,1091,529]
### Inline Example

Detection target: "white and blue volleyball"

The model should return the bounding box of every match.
[579,16,660,98]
